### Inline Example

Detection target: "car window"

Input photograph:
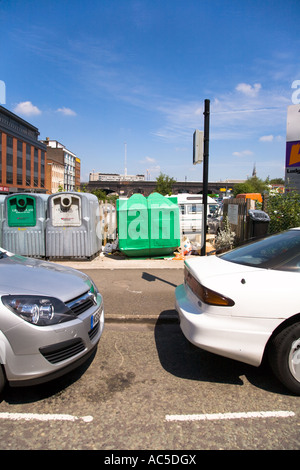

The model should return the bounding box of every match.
[219,230,300,272]
[187,204,201,214]
[179,204,185,215]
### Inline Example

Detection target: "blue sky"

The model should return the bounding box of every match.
[1,0,300,183]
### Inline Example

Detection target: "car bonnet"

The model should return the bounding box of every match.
[0,252,93,301]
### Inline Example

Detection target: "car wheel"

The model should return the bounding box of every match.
[268,322,300,395]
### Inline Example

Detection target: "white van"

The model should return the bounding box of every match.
[168,193,221,237]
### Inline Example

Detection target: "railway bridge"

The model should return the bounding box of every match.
[82,179,241,197]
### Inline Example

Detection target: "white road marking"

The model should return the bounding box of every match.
[0,412,93,423]
[165,410,295,422]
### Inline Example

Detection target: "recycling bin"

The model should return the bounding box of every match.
[2,193,48,257]
[0,195,6,246]
[248,209,270,238]
[45,192,101,259]
[117,192,180,257]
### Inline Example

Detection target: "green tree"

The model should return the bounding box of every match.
[91,189,118,204]
[269,178,285,185]
[233,176,268,197]
[155,172,176,196]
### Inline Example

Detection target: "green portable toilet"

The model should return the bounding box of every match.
[148,193,180,256]
[117,194,149,257]
[117,193,180,257]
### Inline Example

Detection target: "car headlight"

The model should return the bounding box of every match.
[1,295,76,326]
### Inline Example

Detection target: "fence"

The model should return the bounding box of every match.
[99,200,117,244]
[222,198,254,244]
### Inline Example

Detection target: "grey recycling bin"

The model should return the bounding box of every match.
[248,209,270,238]
[45,192,101,259]
[0,195,6,246]
[2,193,48,257]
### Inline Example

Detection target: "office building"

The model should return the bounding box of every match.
[0,106,47,194]
[42,139,81,192]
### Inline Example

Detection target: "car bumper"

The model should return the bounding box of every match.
[1,296,104,387]
[175,284,278,367]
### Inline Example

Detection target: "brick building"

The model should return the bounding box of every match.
[41,138,81,192]
[0,106,47,194]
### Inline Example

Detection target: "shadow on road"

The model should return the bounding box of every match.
[141,271,178,288]
[154,310,289,395]
[2,349,97,405]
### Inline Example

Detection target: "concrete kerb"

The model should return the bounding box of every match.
[52,252,186,323]
[51,252,186,270]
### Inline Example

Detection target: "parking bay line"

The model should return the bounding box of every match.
[165,410,295,422]
[0,412,93,423]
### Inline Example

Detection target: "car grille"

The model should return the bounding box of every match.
[40,338,85,364]
[89,321,100,341]
[66,290,96,315]
[39,291,101,364]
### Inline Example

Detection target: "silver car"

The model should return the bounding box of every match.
[0,248,104,394]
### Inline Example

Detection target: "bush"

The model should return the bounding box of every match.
[266,191,300,233]
[214,216,236,252]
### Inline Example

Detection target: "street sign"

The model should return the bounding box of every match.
[285,104,300,192]
[193,129,203,164]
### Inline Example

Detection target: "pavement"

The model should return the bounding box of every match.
[51,251,187,270]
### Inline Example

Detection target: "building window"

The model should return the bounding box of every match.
[40,151,45,188]
[34,147,38,186]
[0,131,2,184]
[17,140,23,185]
[6,135,13,184]
[26,144,31,186]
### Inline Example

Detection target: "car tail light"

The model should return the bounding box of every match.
[184,267,235,307]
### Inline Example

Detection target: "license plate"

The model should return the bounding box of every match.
[91,307,102,329]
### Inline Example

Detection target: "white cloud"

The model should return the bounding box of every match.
[259,134,283,142]
[56,107,77,116]
[14,101,41,116]
[236,82,262,97]
[144,156,156,163]
[233,150,254,157]
[148,165,161,176]
[259,135,274,142]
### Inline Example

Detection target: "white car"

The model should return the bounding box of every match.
[175,228,300,394]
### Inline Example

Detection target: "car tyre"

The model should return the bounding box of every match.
[0,365,6,397]
[268,322,300,395]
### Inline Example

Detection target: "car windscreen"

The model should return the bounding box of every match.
[219,230,300,272]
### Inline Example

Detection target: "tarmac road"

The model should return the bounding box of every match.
[54,254,185,322]
[1,256,299,450]
[81,268,183,322]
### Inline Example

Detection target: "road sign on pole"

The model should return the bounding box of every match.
[201,99,210,256]
[285,104,300,192]
[193,129,204,164]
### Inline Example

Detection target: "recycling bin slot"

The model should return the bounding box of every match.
[2,193,48,257]
[7,195,36,227]
[46,192,101,259]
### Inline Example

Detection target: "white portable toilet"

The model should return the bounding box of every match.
[45,192,102,259]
